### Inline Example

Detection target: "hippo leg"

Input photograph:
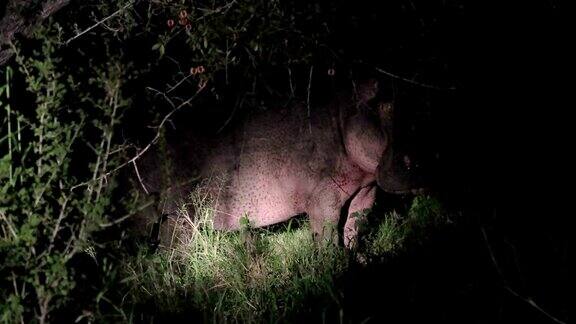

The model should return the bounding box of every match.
[344,186,377,249]
[308,198,342,245]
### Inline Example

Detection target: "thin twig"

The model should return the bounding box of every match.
[0,211,18,239]
[64,1,134,45]
[217,95,244,133]
[196,0,238,18]
[47,195,69,254]
[287,66,295,98]
[166,74,193,94]
[132,160,149,194]
[225,39,230,85]
[503,286,566,324]
[374,66,457,91]
[99,199,155,228]
[481,226,566,324]
[70,81,207,192]
[307,65,313,135]
[94,79,121,202]
[481,227,504,278]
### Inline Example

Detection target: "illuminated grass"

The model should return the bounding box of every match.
[122,187,447,322]
[365,195,449,259]
[123,188,347,322]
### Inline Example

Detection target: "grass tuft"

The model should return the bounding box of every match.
[122,183,448,321]
[123,186,348,322]
[364,195,449,259]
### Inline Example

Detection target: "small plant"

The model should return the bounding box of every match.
[365,195,449,259]
[365,210,405,256]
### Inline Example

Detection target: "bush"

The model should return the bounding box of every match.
[0,22,132,323]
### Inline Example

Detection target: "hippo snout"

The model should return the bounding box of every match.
[376,151,424,195]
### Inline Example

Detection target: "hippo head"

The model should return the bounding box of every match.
[376,147,421,194]
[346,79,423,194]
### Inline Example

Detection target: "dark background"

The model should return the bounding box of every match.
[3,0,570,322]
[363,2,571,323]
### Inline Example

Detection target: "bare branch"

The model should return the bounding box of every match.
[481,226,566,324]
[374,66,457,91]
[98,199,155,228]
[0,210,18,239]
[63,0,134,45]
[306,65,313,135]
[47,195,69,254]
[70,81,207,192]
[132,160,149,194]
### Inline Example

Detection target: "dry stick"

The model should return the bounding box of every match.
[47,195,69,254]
[70,82,206,192]
[37,111,45,177]
[132,160,149,194]
[196,0,238,17]
[307,65,314,135]
[64,0,135,45]
[11,274,19,299]
[95,81,121,202]
[87,126,106,198]
[287,66,295,98]
[99,199,155,228]
[217,95,244,133]
[480,227,566,324]
[374,66,457,91]
[166,74,193,94]
[0,211,18,239]
[225,39,230,85]
[5,67,13,183]
[63,232,79,262]
[37,294,51,324]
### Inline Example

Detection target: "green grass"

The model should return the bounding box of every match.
[122,188,448,322]
[364,195,449,259]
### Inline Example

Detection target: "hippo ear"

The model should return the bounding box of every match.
[354,79,379,106]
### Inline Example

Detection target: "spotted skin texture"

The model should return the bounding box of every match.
[137,81,410,248]
[197,83,392,247]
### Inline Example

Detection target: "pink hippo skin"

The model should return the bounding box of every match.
[138,80,418,249]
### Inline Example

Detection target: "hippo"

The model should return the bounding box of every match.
[135,79,420,249]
